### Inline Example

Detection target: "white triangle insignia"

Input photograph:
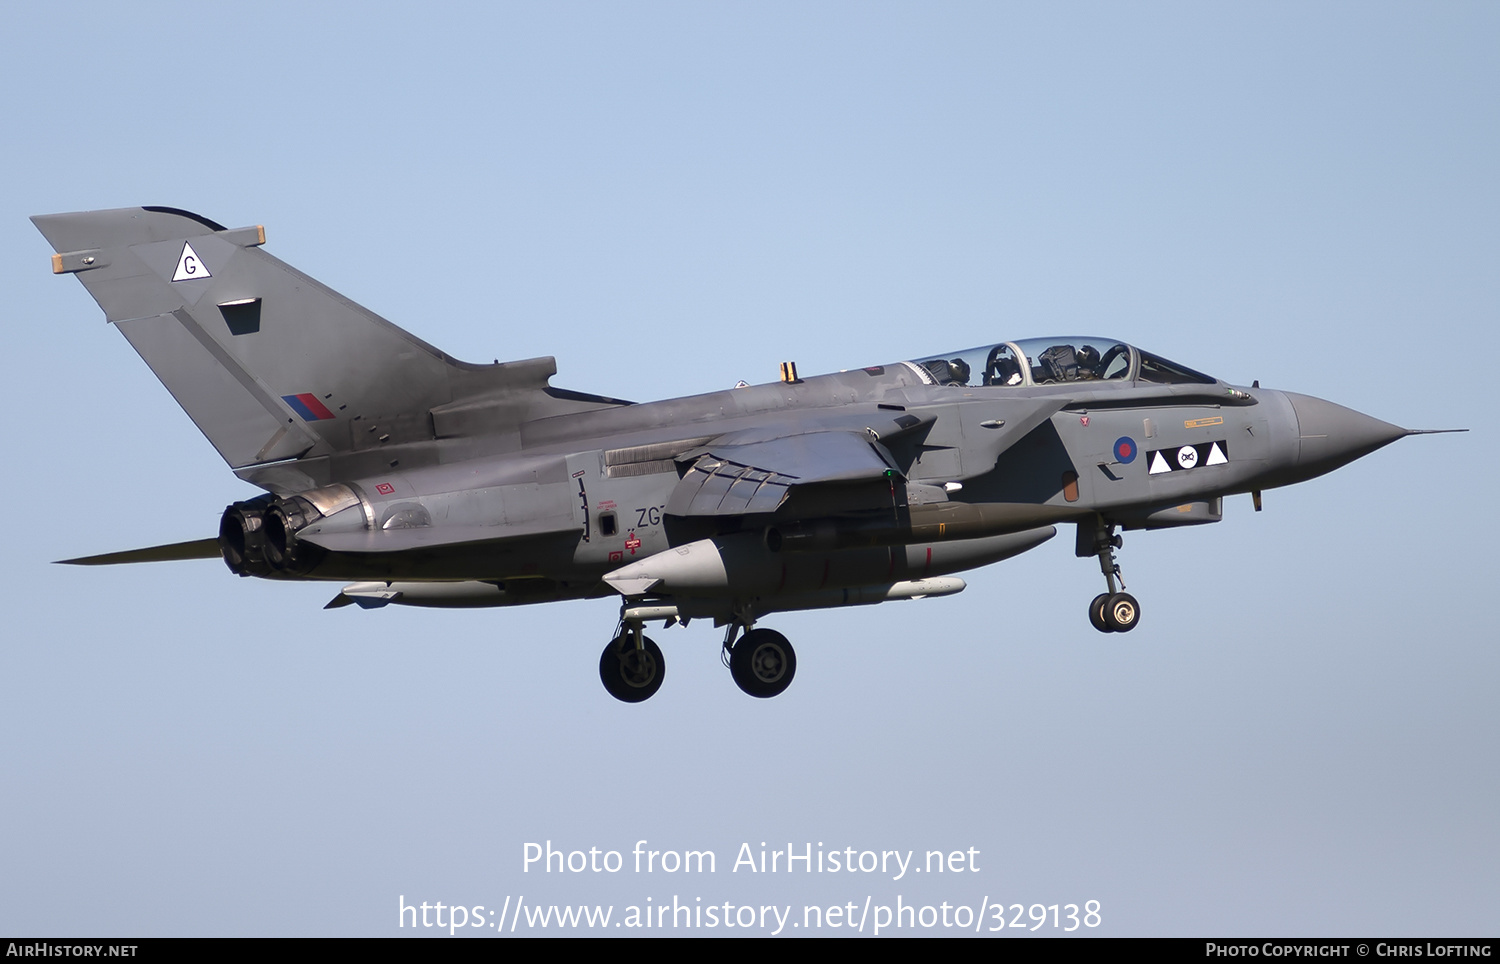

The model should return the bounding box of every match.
[1149,451,1172,474]
[171,242,212,282]
[1206,442,1228,465]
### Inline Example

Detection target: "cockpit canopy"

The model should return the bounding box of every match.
[909,337,1217,389]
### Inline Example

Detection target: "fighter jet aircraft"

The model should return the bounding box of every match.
[33,206,1459,702]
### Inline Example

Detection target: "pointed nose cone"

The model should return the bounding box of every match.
[1285,392,1408,477]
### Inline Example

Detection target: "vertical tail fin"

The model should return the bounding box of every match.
[33,207,622,472]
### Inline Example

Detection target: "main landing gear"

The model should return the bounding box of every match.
[599,625,665,703]
[1085,520,1140,633]
[722,621,797,699]
[597,609,799,702]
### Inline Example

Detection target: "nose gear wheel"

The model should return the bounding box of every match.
[1104,592,1139,632]
[1090,593,1113,633]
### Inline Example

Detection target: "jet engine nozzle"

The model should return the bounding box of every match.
[218,497,274,576]
[260,484,365,574]
[262,496,325,573]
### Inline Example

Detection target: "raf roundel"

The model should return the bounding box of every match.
[1113,437,1137,464]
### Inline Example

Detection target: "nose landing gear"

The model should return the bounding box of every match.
[1085,520,1140,633]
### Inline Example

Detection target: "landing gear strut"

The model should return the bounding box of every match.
[599,621,665,702]
[1086,520,1140,633]
[721,618,798,698]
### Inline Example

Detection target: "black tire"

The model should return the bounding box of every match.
[730,628,797,698]
[1105,592,1140,633]
[599,634,665,703]
[1089,593,1114,633]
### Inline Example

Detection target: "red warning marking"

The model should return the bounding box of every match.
[608,550,623,562]
[1080,416,1090,427]
[375,483,395,495]
[625,532,642,555]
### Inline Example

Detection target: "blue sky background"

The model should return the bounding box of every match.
[2,2,1495,936]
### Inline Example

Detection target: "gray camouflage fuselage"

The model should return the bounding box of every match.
[33,206,1440,699]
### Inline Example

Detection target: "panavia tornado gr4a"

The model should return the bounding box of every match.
[33,207,1460,702]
